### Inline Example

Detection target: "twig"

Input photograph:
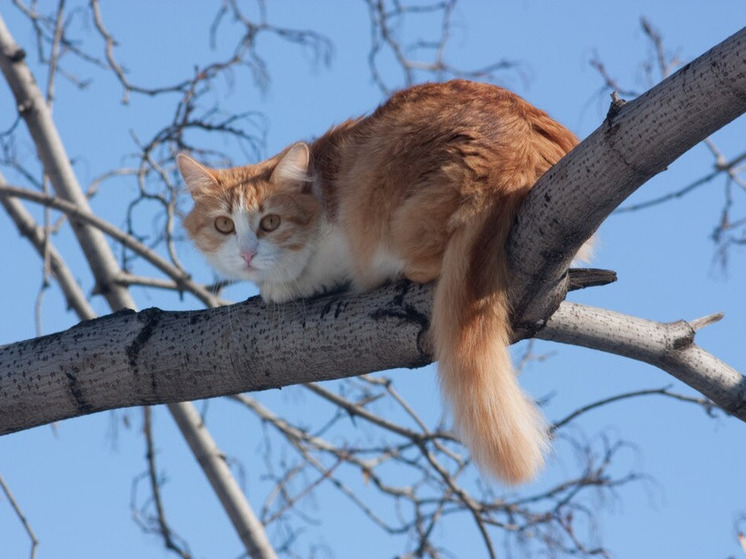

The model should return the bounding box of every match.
[142,407,193,559]
[45,0,66,109]
[0,184,222,307]
[0,473,39,559]
[0,174,96,320]
[552,387,715,431]
[365,0,520,94]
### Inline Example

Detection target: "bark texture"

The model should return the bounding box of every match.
[508,26,746,332]
[0,282,432,435]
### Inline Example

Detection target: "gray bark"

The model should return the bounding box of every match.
[0,282,431,434]
[508,25,746,332]
[538,303,746,418]
[1,279,745,434]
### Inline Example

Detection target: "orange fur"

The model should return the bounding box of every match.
[180,80,580,484]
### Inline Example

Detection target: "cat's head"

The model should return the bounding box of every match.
[179,143,322,287]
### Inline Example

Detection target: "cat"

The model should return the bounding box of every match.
[178,79,581,484]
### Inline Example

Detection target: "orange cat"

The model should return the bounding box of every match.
[179,80,579,484]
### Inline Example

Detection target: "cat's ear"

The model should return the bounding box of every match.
[271,143,311,185]
[177,154,219,197]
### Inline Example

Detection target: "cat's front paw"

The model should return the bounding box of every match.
[259,279,349,304]
[259,283,293,304]
[260,281,312,304]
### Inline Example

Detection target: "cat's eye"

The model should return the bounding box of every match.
[214,216,235,234]
[259,214,281,233]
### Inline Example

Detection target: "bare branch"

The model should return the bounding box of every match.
[1,281,743,434]
[0,11,134,311]
[591,20,746,266]
[89,0,332,102]
[538,302,746,419]
[552,387,716,432]
[0,181,276,559]
[0,172,95,320]
[138,407,193,559]
[0,183,223,307]
[0,473,38,559]
[364,0,521,94]
[615,164,721,213]
[640,17,681,80]
[168,401,279,559]
[690,312,724,331]
[0,180,274,559]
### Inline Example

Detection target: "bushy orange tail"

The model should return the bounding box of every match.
[431,195,548,484]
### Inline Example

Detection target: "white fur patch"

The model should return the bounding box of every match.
[257,221,352,303]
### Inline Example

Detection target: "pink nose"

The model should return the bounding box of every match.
[241,250,256,266]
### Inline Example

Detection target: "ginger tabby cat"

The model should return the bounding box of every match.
[179,80,580,484]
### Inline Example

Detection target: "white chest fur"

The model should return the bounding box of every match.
[301,223,353,290]
[258,221,352,303]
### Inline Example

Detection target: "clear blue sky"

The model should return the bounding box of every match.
[1,2,745,558]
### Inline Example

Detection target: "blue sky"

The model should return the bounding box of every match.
[1,2,745,558]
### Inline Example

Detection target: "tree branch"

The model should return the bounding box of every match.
[538,302,746,418]
[0,12,132,311]
[0,182,223,307]
[0,281,431,434]
[0,473,38,559]
[167,401,278,559]
[0,179,279,559]
[1,281,743,433]
[0,172,96,321]
[507,26,746,333]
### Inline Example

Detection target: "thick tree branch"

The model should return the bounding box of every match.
[1,282,744,434]
[0,281,431,434]
[508,26,746,334]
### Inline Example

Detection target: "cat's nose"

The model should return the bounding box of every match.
[241,250,256,266]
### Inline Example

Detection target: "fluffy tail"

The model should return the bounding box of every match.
[431,194,548,484]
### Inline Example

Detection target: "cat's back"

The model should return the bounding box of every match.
[333,80,577,199]
[372,80,523,123]
[365,80,572,147]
